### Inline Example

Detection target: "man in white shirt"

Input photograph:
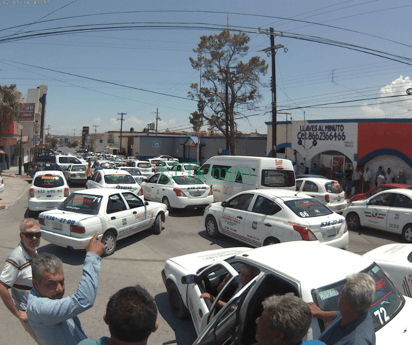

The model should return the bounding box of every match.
[363,166,372,192]
[385,168,394,184]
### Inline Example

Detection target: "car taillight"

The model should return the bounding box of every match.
[293,225,317,241]
[137,188,144,196]
[29,188,34,197]
[325,194,330,202]
[70,225,85,234]
[208,186,213,196]
[344,192,347,199]
[151,168,155,172]
[64,188,69,197]
[173,188,187,197]
[38,218,45,225]
[70,174,76,177]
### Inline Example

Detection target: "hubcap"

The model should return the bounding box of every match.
[104,235,115,251]
[405,228,412,241]
[207,220,215,235]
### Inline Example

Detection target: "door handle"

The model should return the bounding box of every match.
[111,216,116,220]
[237,216,243,219]
[265,223,272,227]
[198,309,203,318]
[162,189,165,191]
[133,211,137,214]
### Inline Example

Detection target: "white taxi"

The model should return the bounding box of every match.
[363,244,412,297]
[39,189,168,256]
[296,177,347,214]
[203,189,348,248]
[162,242,412,344]
[128,161,155,178]
[117,167,145,185]
[343,189,412,242]
[141,172,213,211]
[28,171,70,214]
[86,169,143,198]
[63,164,87,186]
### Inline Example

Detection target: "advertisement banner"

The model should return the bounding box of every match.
[19,103,35,122]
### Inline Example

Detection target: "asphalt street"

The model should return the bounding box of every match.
[0,180,401,345]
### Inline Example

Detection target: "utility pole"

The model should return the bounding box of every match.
[45,125,51,136]
[155,109,161,137]
[225,69,229,152]
[92,125,99,133]
[117,112,127,155]
[259,28,287,158]
[73,129,76,138]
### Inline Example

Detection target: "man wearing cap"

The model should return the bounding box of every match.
[0,218,42,344]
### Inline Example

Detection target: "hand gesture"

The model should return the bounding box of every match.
[16,310,28,322]
[86,233,106,257]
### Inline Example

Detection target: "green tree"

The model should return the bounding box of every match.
[45,136,58,149]
[188,30,268,155]
[0,85,22,133]
[72,140,79,148]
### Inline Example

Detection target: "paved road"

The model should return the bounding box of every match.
[0,182,401,345]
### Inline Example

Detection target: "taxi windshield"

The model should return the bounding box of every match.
[59,193,102,215]
[284,198,333,217]
[312,264,404,333]
[122,169,142,176]
[104,174,136,184]
[325,181,343,194]
[172,176,204,185]
[34,175,65,188]
[138,162,151,168]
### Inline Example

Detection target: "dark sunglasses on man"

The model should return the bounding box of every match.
[22,232,42,239]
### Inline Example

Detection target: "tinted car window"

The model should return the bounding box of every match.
[252,196,281,215]
[106,194,127,214]
[261,170,295,188]
[212,165,231,180]
[104,174,136,185]
[172,176,204,185]
[34,175,65,188]
[284,198,333,217]
[369,193,394,206]
[122,192,144,209]
[228,194,254,211]
[59,193,101,215]
[325,181,342,193]
[159,175,170,185]
[147,174,159,183]
[199,164,210,175]
[138,162,151,168]
[392,193,412,209]
[303,181,318,192]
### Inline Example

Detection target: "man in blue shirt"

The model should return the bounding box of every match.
[255,293,324,345]
[27,233,106,345]
[309,273,376,345]
[78,285,159,345]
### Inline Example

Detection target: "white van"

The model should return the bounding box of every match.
[196,156,295,202]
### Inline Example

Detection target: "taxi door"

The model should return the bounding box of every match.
[386,193,412,234]
[120,192,151,232]
[362,193,393,230]
[156,174,171,201]
[219,193,255,242]
[185,262,239,335]
[87,171,103,189]
[104,193,133,236]
[143,174,160,200]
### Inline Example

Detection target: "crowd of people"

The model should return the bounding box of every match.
[295,161,407,197]
[0,219,378,345]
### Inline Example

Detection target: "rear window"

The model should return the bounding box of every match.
[71,165,86,172]
[172,176,204,185]
[122,169,142,176]
[138,163,151,168]
[104,174,136,185]
[312,264,404,333]
[34,175,65,188]
[325,181,342,193]
[284,198,333,217]
[261,170,295,188]
[59,193,102,215]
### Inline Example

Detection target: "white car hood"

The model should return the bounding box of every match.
[168,247,250,273]
[376,296,412,344]
[363,244,412,264]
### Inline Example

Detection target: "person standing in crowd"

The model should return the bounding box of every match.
[5,153,9,170]
[377,172,385,186]
[351,166,362,196]
[385,168,394,184]
[11,153,15,166]
[363,166,372,192]
[85,160,93,180]
[319,164,327,177]
[343,164,353,194]
[311,163,320,175]
[255,293,324,345]
[375,166,383,186]
[297,162,306,175]
[0,219,42,344]
[94,161,103,171]
[395,170,406,184]
[309,273,376,345]
[27,233,105,345]
[78,285,159,345]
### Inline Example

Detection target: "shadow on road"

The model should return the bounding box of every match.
[38,243,86,266]
[169,208,205,218]
[198,230,253,249]
[350,228,402,243]
[155,292,197,345]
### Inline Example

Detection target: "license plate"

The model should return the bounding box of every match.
[193,191,201,196]
[327,229,336,237]
[53,222,62,230]
[47,195,52,198]
[79,174,85,177]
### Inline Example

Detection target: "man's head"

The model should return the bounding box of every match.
[313,163,317,167]
[339,273,375,317]
[387,168,391,174]
[32,253,64,300]
[347,164,351,169]
[104,285,158,344]
[256,293,312,345]
[399,170,404,176]
[19,218,41,252]
[95,161,100,166]
[378,166,382,171]
[240,265,259,287]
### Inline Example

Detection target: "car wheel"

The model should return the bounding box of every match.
[162,197,172,212]
[152,214,162,235]
[166,281,189,319]
[263,237,280,246]
[101,231,117,256]
[402,224,412,243]
[205,216,219,239]
[346,212,360,230]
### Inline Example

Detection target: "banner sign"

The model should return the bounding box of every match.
[19,103,35,122]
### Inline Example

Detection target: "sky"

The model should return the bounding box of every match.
[1,0,412,137]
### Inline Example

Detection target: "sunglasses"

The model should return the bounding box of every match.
[22,232,42,239]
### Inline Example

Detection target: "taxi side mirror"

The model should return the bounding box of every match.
[182,274,198,285]
[221,201,228,208]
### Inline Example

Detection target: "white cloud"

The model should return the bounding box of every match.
[93,117,101,124]
[110,118,118,125]
[361,75,412,118]
[169,119,176,126]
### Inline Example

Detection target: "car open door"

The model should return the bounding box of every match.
[185,261,239,335]
[193,277,258,345]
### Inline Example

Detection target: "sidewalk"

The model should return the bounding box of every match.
[0,166,32,210]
